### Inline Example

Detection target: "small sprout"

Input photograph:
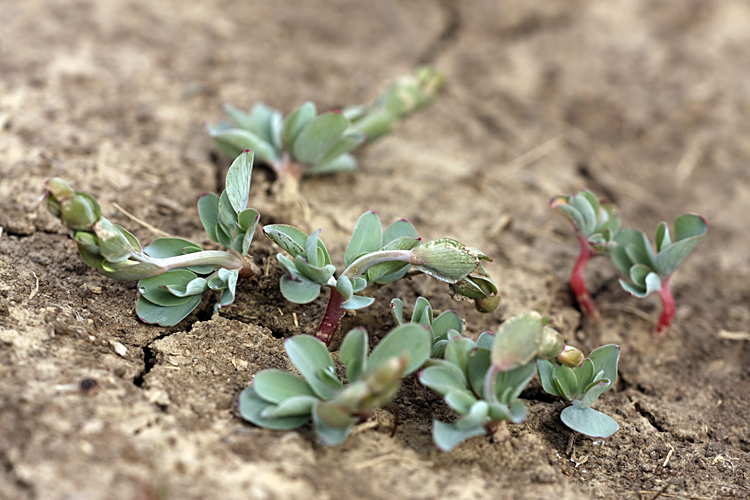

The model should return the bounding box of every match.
[551,189,621,317]
[238,324,431,446]
[420,312,568,451]
[264,211,498,346]
[537,344,621,439]
[344,66,445,142]
[208,67,444,183]
[611,214,707,340]
[391,296,464,358]
[44,151,260,326]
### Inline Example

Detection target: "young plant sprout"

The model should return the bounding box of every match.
[207,67,444,182]
[537,344,621,439]
[391,296,463,358]
[420,312,583,451]
[611,214,707,340]
[44,150,260,326]
[551,189,621,317]
[238,324,431,446]
[264,211,499,346]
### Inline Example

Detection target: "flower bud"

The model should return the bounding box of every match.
[411,238,483,283]
[536,326,565,360]
[557,345,585,368]
[449,262,499,312]
[45,178,101,231]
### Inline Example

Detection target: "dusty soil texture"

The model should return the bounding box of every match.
[2,1,750,499]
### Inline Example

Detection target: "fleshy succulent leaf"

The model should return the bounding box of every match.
[368,324,431,376]
[238,386,309,431]
[284,335,341,400]
[339,327,368,383]
[281,101,317,151]
[560,405,619,439]
[135,294,202,327]
[432,420,488,452]
[253,369,317,404]
[292,112,350,164]
[225,150,254,214]
[344,211,383,266]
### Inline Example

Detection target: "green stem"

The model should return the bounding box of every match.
[133,250,245,273]
[340,250,414,279]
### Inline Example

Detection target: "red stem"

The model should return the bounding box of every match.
[654,277,674,341]
[571,235,599,317]
[315,287,348,346]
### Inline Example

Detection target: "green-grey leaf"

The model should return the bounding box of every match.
[138,270,199,307]
[281,101,317,151]
[444,389,478,414]
[368,324,431,376]
[292,112,350,164]
[164,277,208,297]
[339,327,368,383]
[225,150,254,214]
[253,369,317,403]
[284,335,341,399]
[560,405,619,439]
[588,344,619,386]
[221,103,254,130]
[491,312,544,371]
[432,310,463,340]
[94,218,135,263]
[279,273,321,304]
[579,380,611,409]
[344,211,383,266]
[260,395,318,419]
[467,348,491,396]
[432,419,488,452]
[575,359,595,394]
[411,238,479,283]
[494,363,536,403]
[445,336,476,379]
[295,256,335,285]
[264,224,308,258]
[383,218,418,244]
[237,386,309,431]
[306,153,358,176]
[419,365,466,396]
[390,298,404,324]
[536,359,560,397]
[312,401,355,446]
[135,294,202,327]
[552,365,578,401]
[341,294,375,310]
[143,237,203,259]
[207,126,277,163]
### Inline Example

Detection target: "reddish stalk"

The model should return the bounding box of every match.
[571,234,599,318]
[316,287,348,346]
[654,277,674,341]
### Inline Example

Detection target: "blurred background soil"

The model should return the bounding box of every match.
[1,1,749,499]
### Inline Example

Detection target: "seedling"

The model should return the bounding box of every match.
[207,67,443,183]
[264,211,498,346]
[551,189,621,317]
[611,214,707,339]
[419,312,581,451]
[44,150,260,326]
[537,344,621,439]
[238,324,431,446]
[391,296,463,358]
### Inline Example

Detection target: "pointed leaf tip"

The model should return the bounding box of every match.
[244,149,251,153]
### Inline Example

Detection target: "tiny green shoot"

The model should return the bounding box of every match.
[611,214,707,339]
[238,324,431,446]
[44,150,260,326]
[207,67,444,182]
[551,189,621,317]
[420,311,580,451]
[263,211,499,346]
[537,344,621,439]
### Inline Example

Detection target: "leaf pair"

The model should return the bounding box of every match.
[238,324,431,445]
[419,322,536,451]
[537,344,620,439]
[391,296,463,358]
[612,214,707,298]
[207,102,364,178]
[551,189,621,255]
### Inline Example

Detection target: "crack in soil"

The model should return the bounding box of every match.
[0,449,36,500]
[417,0,461,64]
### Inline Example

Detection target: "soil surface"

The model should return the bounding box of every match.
[2,1,749,499]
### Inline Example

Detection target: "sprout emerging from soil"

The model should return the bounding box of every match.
[551,189,621,317]
[207,67,444,183]
[611,214,707,340]
[44,151,260,326]
[264,211,498,346]
[238,324,431,446]
[420,312,580,451]
[537,344,621,439]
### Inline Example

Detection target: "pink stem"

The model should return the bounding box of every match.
[654,277,674,341]
[571,235,599,317]
[315,287,348,346]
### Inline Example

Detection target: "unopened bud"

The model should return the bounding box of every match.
[537,326,565,360]
[558,345,585,368]
[45,178,101,231]
[411,238,483,283]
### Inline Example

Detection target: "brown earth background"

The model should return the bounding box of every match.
[1,1,750,499]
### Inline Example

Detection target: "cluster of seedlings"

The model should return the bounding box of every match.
[44,68,706,450]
